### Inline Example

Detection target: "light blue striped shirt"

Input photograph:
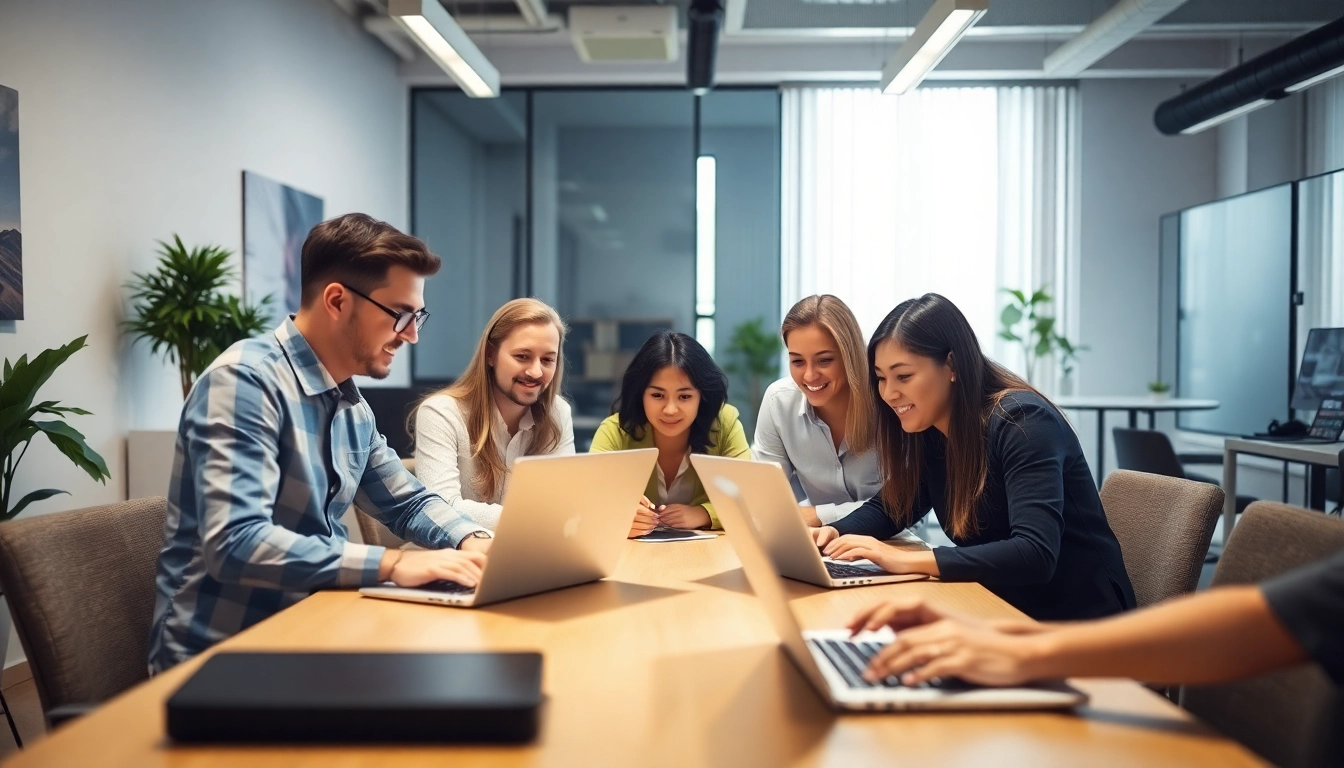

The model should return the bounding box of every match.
[149,318,486,672]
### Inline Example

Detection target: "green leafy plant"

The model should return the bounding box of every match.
[0,336,110,521]
[124,235,273,399]
[998,287,1087,385]
[723,317,783,419]
[1148,380,1172,394]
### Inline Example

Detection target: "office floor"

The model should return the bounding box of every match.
[0,676,44,758]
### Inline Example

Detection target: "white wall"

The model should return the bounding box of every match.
[0,0,408,666]
[1076,79,1220,477]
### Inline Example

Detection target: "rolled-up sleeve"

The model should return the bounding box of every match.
[357,429,489,550]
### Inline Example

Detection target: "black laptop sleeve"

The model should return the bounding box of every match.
[166,651,543,744]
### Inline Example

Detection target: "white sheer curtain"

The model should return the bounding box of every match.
[1298,78,1344,347]
[780,85,1080,395]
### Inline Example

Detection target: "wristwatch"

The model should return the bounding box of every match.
[457,530,492,549]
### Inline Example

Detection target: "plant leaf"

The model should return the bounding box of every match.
[1029,288,1052,306]
[998,331,1021,342]
[33,421,111,483]
[1000,305,1023,328]
[4,489,69,521]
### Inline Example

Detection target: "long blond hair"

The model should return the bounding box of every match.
[780,295,875,455]
[413,298,567,500]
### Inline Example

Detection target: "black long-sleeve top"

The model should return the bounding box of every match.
[832,391,1137,621]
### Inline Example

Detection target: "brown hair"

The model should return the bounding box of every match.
[870,293,1046,539]
[780,295,875,454]
[412,298,568,500]
[300,213,441,306]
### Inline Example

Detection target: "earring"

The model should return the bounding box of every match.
[950,375,956,382]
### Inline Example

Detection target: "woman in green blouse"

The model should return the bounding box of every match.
[590,331,752,537]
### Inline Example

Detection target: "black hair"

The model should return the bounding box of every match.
[614,331,729,454]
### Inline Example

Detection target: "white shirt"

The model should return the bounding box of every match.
[654,451,696,506]
[752,377,882,525]
[414,393,575,530]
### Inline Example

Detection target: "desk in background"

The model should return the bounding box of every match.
[1222,437,1344,546]
[1055,397,1220,486]
[7,539,1262,767]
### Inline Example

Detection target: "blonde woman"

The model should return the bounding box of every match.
[412,298,575,530]
[753,295,880,527]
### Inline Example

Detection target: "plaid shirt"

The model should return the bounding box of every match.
[149,318,486,672]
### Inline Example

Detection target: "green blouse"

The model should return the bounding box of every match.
[588,403,752,529]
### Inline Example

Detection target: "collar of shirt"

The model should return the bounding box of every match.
[491,401,537,436]
[795,386,847,458]
[654,450,694,504]
[275,316,361,404]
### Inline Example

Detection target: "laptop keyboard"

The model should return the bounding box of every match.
[810,638,972,690]
[825,561,887,579]
[418,580,477,595]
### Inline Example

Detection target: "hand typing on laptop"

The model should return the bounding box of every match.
[848,597,1045,687]
[377,549,489,589]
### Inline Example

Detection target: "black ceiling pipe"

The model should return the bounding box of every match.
[1155,16,1344,135]
[687,0,724,94]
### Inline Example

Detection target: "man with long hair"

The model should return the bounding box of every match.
[412,298,575,530]
[149,214,492,673]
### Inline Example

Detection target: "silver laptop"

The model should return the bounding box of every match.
[360,448,656,608]
[692,455,924,588]
[711,475,1088,711]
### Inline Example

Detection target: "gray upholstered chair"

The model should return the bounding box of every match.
[0,496,167,733]
[1180,502,1344,768]
[354,457,412,549]
[1099,470,1223,608]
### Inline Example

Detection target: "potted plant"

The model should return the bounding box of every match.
[122,236,272,500]
[123,235,273,399]
[722,317,782,433]
[998,287,1087,387]
[1147,380,1172,401]
[0,336,110,520]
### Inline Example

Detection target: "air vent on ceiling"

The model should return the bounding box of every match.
[569,6,679,63]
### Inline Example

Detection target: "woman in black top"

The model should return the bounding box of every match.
[814,293,1136,621]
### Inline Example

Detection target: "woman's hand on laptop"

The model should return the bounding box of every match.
[386,549,488,589]
[657,504,711,530]
[824,535,939,575]
[859,615,1046,687]
[810,526,839,549]
[629,496,659,538]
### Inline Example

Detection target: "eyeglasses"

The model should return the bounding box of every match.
[341,284,430,333]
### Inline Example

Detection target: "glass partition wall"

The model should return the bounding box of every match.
[411,88,781,446]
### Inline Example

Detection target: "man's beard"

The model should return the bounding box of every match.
[493,368,544,407]
[347,324,397,380]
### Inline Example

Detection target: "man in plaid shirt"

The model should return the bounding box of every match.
[149,213,493,672]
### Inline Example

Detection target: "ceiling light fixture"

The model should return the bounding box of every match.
[388,0,500,98]
[880,0,988,95]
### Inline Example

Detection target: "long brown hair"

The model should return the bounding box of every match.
[870,293,1045,539]
[780,295,875,454]
[411,298,567,500]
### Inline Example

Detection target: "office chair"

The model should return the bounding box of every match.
[1180,502,1344,767]
[1111,428,1256,514]
[0,497,167,739]
[1098,471,1222,608]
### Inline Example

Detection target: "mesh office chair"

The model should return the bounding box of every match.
[1111,428,1256,514]
[1180,502,1344,767]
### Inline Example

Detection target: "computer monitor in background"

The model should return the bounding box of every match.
[1292,327,1344,411]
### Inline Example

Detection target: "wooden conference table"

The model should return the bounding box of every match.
[7,538,1262,767]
